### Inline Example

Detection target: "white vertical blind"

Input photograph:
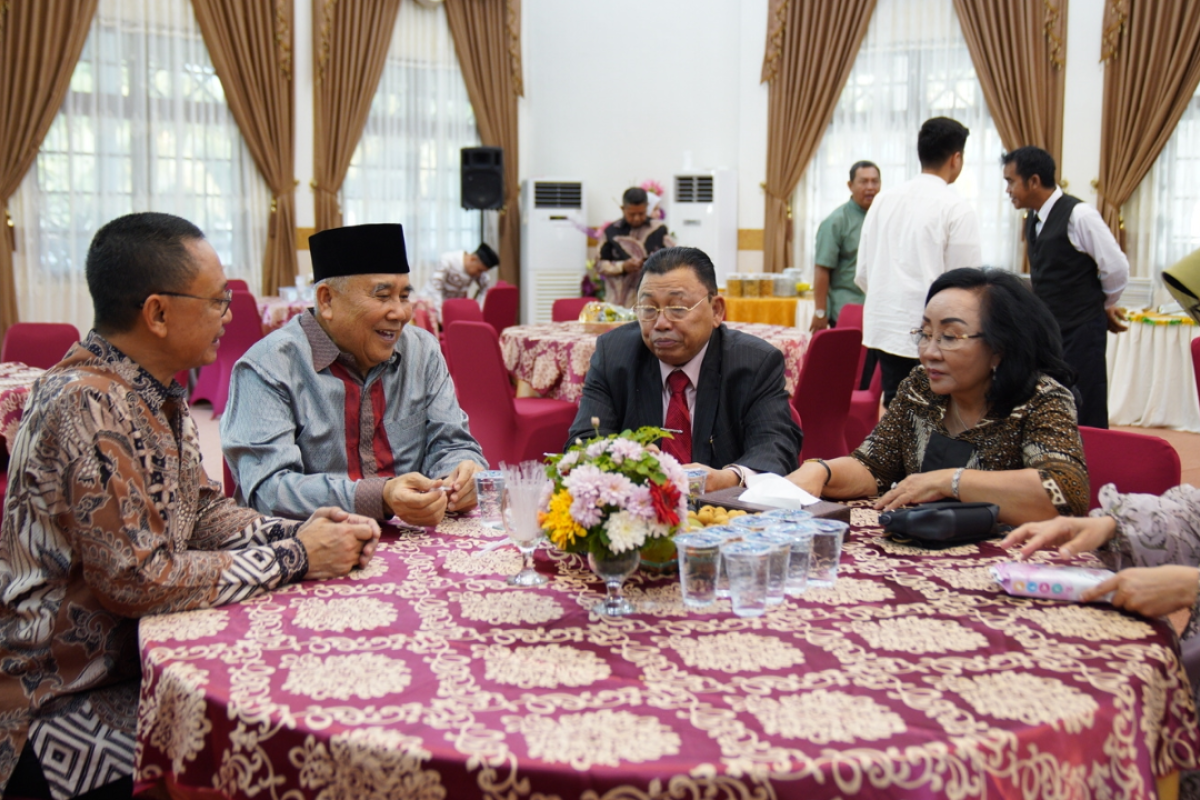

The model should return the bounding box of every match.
[10,0,268,334]
[340,0,482,293]
[793,0,1019,277]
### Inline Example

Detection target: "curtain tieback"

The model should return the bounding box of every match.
[269,180,300,237]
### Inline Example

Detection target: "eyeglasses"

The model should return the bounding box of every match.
[632,296,710,323]
[148,288,234,315]
[910,328,985,351]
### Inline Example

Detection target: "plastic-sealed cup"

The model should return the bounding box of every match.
[763,508,815,525]
[685,468,708,513]
[772,522,814,597]
[704,525,743,598]
[722,540,772,617]
[731,514,784,535]
[744,531,792,605]
[809,519,848,587]
[674,532,723,608]
[474,470,505,529]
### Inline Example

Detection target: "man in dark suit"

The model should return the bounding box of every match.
[567,246,803,490]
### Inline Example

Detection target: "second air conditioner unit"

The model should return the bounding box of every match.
[670,169,738,287]
[520,178,587,324]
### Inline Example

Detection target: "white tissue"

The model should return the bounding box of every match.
[740,473,822,510]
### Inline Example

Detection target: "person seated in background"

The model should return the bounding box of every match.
[413,242,498,332]
[0,212,380,799]
[222,223,487,525]
[788,267,1089,525]
[567,246,803,491]
[595,187,675,307]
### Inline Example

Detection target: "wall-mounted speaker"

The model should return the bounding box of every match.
[461,147,504,210]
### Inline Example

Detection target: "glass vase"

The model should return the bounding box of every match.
[588,547,640,616]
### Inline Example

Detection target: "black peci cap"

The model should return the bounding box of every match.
[309,223,409,282]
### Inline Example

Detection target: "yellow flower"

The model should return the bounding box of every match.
[540,490,586,549]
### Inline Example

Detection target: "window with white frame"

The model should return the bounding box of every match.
[793,0,1018,276]
[340,1,481,290]
[1125,80,1200,305]
[11,0,268,334]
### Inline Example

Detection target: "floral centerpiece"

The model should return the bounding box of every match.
[541,425,688,558]
[541,425,688,615]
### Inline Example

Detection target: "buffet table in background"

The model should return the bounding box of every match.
[500,321,809,403]
[1107,311,1200,433]
[722,295,814,329]
[135,510,1196,799]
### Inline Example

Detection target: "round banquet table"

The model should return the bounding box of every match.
[258,296,313,334]
[500,321,809,404]
[1107,313,1200,433]
[135,508,1197,799]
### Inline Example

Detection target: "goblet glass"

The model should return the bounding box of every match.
[588,548,640,616]
[500,461,549,587]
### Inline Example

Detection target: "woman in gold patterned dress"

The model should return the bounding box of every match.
[788,267,1089,525]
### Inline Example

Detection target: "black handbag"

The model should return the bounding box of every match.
[879,501,1007,549]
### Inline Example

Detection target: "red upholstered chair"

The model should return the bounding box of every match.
[226,279,250,292]
[552,297,592,322]
[442,298,484,330]
[1079,426,1180,511]
[189,291,263,418]
[493,280,515,289]
[444,321,578,469]
[482,284,519,336]
[791,327,863,461]
[837,303,863,330]
[845,363,883,450]
[223,457,236,499]
[1,322,81,369]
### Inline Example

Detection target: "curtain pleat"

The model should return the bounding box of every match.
[192,0,297,295]
[444,0,522,287]
[0,0,98,339]
[313,0,403,233]
[1097,0,1200,248]
[952,0,1066,168]
[761,0,876,273]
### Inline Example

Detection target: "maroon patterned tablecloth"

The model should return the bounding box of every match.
[500,321,809,403]
[258,296,312,334]
[135,509,1198,799]
[0,361,43,454]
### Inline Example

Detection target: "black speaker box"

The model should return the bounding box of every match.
[461,147,504,210]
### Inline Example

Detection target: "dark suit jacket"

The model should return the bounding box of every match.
[566,323,803,475]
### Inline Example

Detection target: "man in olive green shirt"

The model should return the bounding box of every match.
[811,160,881,332]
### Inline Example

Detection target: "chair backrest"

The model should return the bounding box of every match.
[0,322,81,369]
[442,298,484,331]
[791,327,863,461]
[552,297,592,322]
[227,278,250,292]
[443,321,518,467]
[1079,426,1181,510]
[837,303,864,330]
[482,284,519,336]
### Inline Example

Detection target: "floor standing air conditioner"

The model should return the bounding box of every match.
[671,169,738,287]
[520,179,587,324]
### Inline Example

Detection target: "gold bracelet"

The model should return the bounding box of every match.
[804,457,832,487]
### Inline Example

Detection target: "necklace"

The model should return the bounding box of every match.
[951,400,971,433]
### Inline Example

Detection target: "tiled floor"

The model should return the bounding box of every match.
[192,403,1200,494]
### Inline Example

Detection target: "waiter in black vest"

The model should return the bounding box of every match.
[1002,146,1129,429]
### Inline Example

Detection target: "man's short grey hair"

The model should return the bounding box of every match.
[316,276,352,293]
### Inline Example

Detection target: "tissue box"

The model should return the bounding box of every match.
[697,488,851,522]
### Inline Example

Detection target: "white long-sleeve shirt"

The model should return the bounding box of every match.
[855,173,982,358]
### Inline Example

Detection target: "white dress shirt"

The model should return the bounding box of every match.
[1033,187,1129,308]
[855,173,983,358]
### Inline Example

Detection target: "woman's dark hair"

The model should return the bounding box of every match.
[925,267,1073,417]
[86,212,205,334]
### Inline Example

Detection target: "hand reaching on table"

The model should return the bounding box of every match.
[297,507,381,579]
[999,515,1117,560]
[1080,565,1200,617]
[384,472,448,527]
[443,460,484,513]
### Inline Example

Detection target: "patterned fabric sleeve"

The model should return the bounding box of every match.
[1017,379,1090,516]
[1094,483,1200,570]
[65,389,304,617]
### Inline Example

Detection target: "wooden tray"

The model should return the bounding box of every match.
[697,487,851,522]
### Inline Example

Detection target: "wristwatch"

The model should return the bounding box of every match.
[814,309,827,319]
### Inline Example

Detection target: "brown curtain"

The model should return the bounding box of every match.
[1097,0,1200,248]
[445,0,522,287]
[193,0,297,295]
[0,0,98,339]
[312,0,403,232]
[952,0,1066,168]
[761,0,876,273]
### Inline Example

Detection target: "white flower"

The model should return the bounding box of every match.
[604,510,649,553]
[607,437,644,464]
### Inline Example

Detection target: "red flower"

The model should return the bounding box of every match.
[649,479,681,527]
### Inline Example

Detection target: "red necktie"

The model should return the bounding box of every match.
[663,370,693,464]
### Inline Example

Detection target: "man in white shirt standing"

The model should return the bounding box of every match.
[1002,146,1129,428]
[855,117,983,406]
